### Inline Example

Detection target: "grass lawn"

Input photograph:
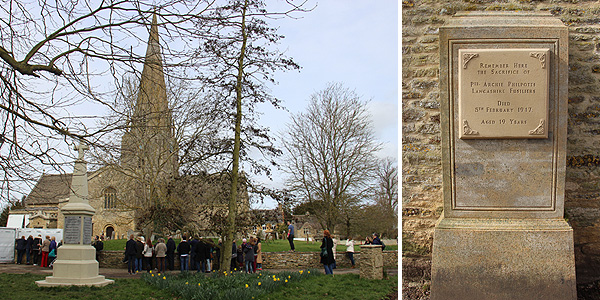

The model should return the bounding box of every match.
[0,273,175,300]
[0,271,398,300]
[104,238,397,252]
[257,273,398,300]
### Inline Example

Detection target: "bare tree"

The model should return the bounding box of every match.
[281,82,381,232]
[193,0,312,271]
[0,0,215,202]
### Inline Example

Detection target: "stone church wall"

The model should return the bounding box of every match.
[403,0,600,279]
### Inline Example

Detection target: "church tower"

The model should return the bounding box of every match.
[121,13,178,178]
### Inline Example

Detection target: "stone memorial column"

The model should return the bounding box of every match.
[359,245,383,280]
[36,141,114,287]
[431,12,576,299]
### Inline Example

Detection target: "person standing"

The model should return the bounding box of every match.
[177,236,191,272]
[155,238,167,274]
[320,230,335,275]
[194,239,206,273]
[135,237,145,272]
[92,236,104,261]
[166,235,176,271]
[287,221,295,252]
[255,237,263,271]
[125,235,137,275]
[345,237,355,268]
[15,236,26,264]
[189,236,199,271]
[143,239,153,272]
[40,236,51,267]
[25,235,33,265]
[243,238,255,273]
[32,235,42,266]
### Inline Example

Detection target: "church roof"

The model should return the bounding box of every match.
[25,174,72,205]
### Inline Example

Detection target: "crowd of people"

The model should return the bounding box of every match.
[14,235,60,268]
[14,229,386,276]
[124,235,222,275]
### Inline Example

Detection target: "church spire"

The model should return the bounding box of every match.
[133,12,169,129]
[122,12,178,176]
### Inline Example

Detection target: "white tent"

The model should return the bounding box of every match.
[0,228,16,263]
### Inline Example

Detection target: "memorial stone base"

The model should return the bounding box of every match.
[36,245,114,287]
[431,218,576,300]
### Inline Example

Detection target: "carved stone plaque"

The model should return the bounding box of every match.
[458,48,550,139]
[83,216,93,244]
[64,216,82,244]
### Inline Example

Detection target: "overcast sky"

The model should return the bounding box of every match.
[252,0,399,209]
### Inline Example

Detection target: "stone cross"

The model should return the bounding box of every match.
[74,140,89,161]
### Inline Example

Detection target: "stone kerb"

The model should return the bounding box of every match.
[360,245,384,280]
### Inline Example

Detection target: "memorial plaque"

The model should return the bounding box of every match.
[83,217,93,244]
[64,216,82,244]
[458,48,550,139]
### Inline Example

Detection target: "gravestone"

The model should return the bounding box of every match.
[36,141,114,287]
[431,12,576,299]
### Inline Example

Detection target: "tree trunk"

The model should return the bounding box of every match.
[220,0,248,273]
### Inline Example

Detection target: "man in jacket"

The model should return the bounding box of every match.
[25,235,33,265]
[177,236,191,272]
[135,237,145,272]
[155,238,167,273]
[32,235,42,266]
[15,236,26,264]
[166,236,176,270]
[125,235,137,275]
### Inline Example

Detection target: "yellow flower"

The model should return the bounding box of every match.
[149,270,152,273]
[288,275,291,279]
[258,282,261,286]
[198,283,201,286]
[151,274,154,277]
[273,278,276,281]
[308,271,310,274]
[185,282,188,285]
[285,279,288,283]
[158,273,161,276]
[163,276,166,280]
[245,284,249,288]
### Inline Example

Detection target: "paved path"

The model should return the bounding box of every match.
[0,263,397,279]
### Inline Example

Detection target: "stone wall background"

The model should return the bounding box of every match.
[403,0,600,280]
[97,250,398,270]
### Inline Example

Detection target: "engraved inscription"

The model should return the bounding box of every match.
[83,216,93,244]
[64,216,82,244]
[458,48,550,139]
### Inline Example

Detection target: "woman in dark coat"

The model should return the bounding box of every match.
[320,230,335,275]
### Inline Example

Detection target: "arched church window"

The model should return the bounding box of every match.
[104,187,117,209]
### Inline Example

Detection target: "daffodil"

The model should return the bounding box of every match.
[258,282,261,286]
[245,284,249,288]
[151,274,154,277]
[149,270,152,274]
[185,282,188,285]
[163,276,166,280]
[198,283,201,286]
[285,279,288,283]
[308,271,310,274]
